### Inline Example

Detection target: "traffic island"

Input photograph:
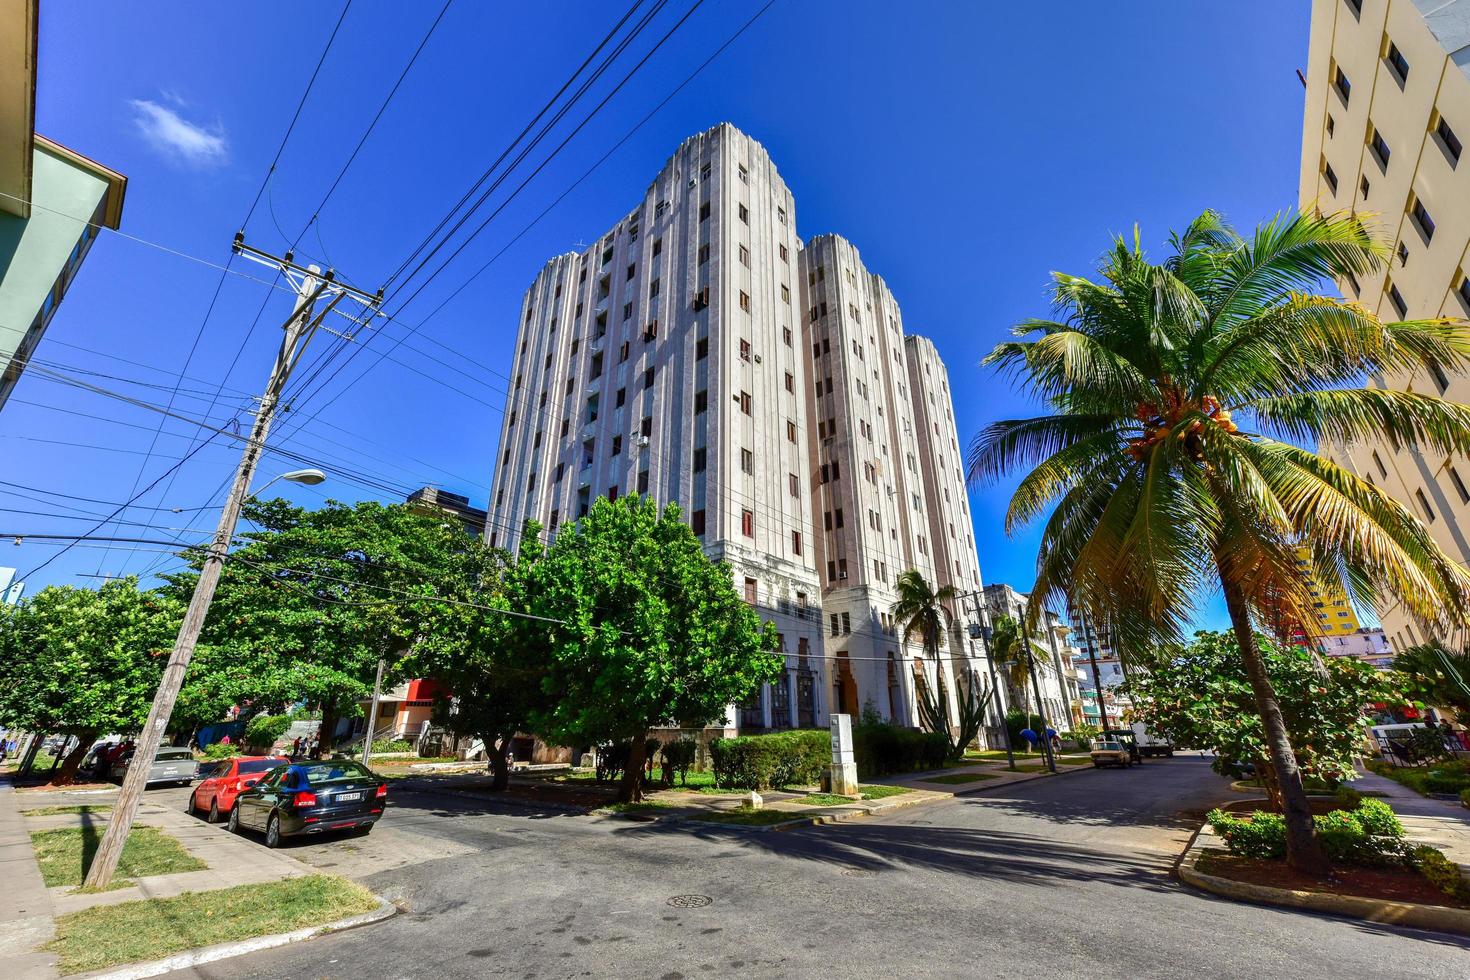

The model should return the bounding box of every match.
[1177,818,1470,936]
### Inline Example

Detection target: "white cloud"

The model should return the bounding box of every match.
[129,99,227,167]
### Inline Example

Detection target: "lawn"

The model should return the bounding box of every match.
[31,825,205,889]
[921,772,1000,785]
[962,750,1014,760]
[44,874,378,975]
[22,804,113,817]
[791,793,861,807]
[858,785,913,800]
[689,806,802,826]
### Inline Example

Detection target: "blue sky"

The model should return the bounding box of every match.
[3,0,1310,630]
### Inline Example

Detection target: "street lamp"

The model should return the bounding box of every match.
[250,468,327,499]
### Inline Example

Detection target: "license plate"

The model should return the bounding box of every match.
[336,792,363,802]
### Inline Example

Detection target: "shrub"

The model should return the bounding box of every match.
[1005,710,1047,747]
[1461,787,1470,809]
[202,742,240,760]
[660,738,698,786]
[852,723,949,777]
[1333,784,1363,809]
[709,730,829,790]
[244,714,290,752]
[1411,846,1470,901]
[1070,722,1101,744]
[370,739,413,754]
[1209,799,1405,865]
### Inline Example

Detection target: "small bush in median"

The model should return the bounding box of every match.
[709,730,828,790]
[1207,798,1406,865]
[1410,846,1470,901]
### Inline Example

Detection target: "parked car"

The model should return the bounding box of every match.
[189,755,290,823]
[110,746,197,787]
[1090,740,1133,768]
[1100,729,1143,765]
[1130,722,1174,758]
[228,761,387,848]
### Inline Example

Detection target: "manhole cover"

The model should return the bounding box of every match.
[840,869,876,879]
[666,895,713,908]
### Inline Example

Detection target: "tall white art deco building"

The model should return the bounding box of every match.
[487,124,1003,733]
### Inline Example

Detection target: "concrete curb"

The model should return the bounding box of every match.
[73,894,398,980]
[1177,822,1470,936]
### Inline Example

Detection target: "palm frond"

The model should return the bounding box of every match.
[1243,388,1470,458]
[967,414,1122,487]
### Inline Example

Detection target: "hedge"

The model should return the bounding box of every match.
[852,723,948,777]
[709,730,828,790]
[1207,798,1406,865]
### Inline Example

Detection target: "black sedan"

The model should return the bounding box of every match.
[227,761,387,848]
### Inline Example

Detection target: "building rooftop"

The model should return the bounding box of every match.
[1414,0,1470,80]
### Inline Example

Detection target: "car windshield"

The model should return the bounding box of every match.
[1094,741,1123,750]
[299,763,375,786]
[238,759,284,775]
[156,748,195,761]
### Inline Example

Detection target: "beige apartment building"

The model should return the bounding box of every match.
[486,124,1001,734]
[1299,0,1470,652]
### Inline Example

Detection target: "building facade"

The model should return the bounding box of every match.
[982,583,1076,733]
[1299,0,1470,651]
[1,0,126,411]
[485,124,996,734]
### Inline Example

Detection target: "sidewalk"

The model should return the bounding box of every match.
[0,781,323,979]
[1352,768,1470,869]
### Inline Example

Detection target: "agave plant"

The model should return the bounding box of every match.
[970,210,1470,873]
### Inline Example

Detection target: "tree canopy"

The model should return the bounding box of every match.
[521,496,781,801]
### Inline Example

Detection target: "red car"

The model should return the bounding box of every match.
[189,756,289,823]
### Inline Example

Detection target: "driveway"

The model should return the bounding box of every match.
[165,756,1470,979]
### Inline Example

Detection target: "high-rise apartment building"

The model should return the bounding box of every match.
[1299,0,1470,652]
[486,124,997,734]
[982,583,1077,732]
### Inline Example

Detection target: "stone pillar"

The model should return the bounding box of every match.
[827,713,858,795]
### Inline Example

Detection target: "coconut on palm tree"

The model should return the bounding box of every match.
[969,210,1470,874]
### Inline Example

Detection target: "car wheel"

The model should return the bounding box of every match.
[265,814,282,849]
[207,798,221,824]
[1092,761,1100,768]
[227,805,241,834]
[186,791,197,815]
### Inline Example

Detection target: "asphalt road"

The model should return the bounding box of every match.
[165,756,1470,980]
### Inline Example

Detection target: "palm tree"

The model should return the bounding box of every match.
[969,210,1470,874]
[891,569,957,733]
[1395,642,1470,717]
[989,613,1056,769]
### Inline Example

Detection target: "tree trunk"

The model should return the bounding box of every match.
[317,704,338,758]
[1088,648,1110,731]
[487,734,511,791]
[50,734,94,786]
[1218,569,1329,875]
[617,731,648,804]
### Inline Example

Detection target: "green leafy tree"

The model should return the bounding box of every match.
[164,499,468,754]
[1126,631,1402,795]
[523,496,781,802]
[970,209,1470,872]
[0,579,182,784]
[399,525,552,791]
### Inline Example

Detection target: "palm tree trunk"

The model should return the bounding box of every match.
[1217,566,1329,875]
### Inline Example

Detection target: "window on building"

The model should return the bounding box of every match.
[841,612,851,635]
[1360,174,1370,200]
[644,366,656,389]
[789,473,799,496]
[696,336,708,359]
[740,291,751,312]
[623,302,632,320]
[745,577,758,604]
[741,449,754,474]
[740,390,752,415]
[1448,464,1470,503]
[694,389,708,413]
[738,204,749,224]
[653,237,662,256]
[830,614,839,636]
[785,371,794,393]
[1436,115,1463,164]
[738,244,749,267]
[777,206,787,225]
[1397,241,1409,266]
[699,201,711,221]
[1369,127,1391,169]
[1385,41,1409,83]
[1334,64,1351,103]
[692,509,706,535]
[787,420,796,442]
[779,243,789,262]
[637,469,649,494]
[1326,113,1335,138]
[1322,160,1338,194]
[741,509,754,536]
[1373,450,1388,477]
[626,263,636,281]
[1416,488,1436,522]
[693,447,707,472]
[781,284,790,303]
[1388,281,1408,317]
[791,531,802,555]
[1412,199,1436,242]
[612,435,623,456]
[607,485,619,502]
[641,416,652,437]
[1429,360,1450,393]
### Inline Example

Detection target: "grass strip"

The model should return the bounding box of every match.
[22,804,113,817]
[604,801,672,814]
[44,874,377,975]
[31,825,205,889]
[921,772,1000,785]
[791,793,861,807]
[858,785,914,800]
[689,806,801,826]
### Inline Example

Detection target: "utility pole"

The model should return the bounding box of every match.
[84,238,380,890]
[361,658,386,768]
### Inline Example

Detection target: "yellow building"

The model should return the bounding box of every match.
[1298,0,1470,652]
[1294,548,1363,637]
